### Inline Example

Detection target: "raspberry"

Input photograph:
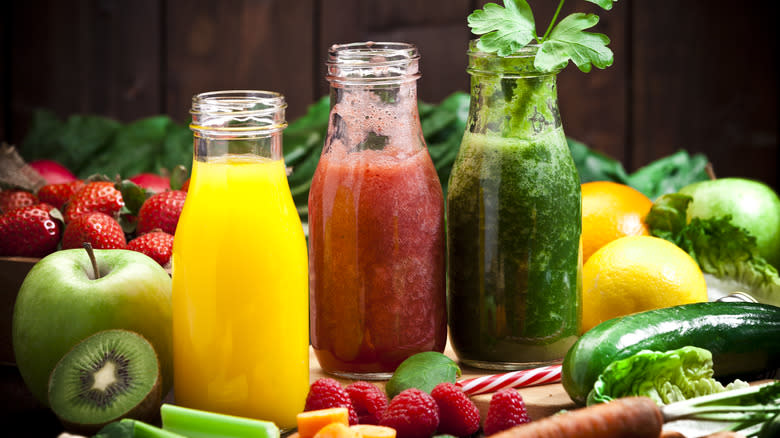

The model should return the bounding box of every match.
[346,381,388,425]
[304,378,358,425]
[379,388,439,438]
[431,382,480,437]
[483,388,530,436]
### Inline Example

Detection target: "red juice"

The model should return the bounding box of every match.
[308,146,446,377]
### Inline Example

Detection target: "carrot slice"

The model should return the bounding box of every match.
[314,422,360,438]
[297,407,350,438]
[350,424,397,438]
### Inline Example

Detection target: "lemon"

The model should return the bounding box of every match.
[581,235,708,332]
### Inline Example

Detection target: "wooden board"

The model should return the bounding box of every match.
[309,344,577,424]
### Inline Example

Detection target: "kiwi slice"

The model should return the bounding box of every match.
[48,329,162,434]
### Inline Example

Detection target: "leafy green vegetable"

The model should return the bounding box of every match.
[626,150,710,200]
[566,137,630,184]
[588,346,748,406]
[661,381,780,437]
[94,420,134,438]
[535,13,613,73]
[646,193,780,305]
[385,352,461,399]
[21,109,191,179]
[468,0,616,72]
[467,0,536,57]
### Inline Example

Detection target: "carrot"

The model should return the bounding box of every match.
[297,407,350,438]
[314,423,361,438]
[488,397,663,438]
[350,424,397,438]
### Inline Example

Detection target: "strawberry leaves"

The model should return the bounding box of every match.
[469,0,536,57]
[468,0,617,73]
[536,13,613,73]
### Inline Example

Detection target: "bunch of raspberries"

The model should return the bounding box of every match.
[304,378,530,438]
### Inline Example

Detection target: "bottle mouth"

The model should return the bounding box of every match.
[190,90,287,136]
[326,42,421,85]
[467,40,556,77]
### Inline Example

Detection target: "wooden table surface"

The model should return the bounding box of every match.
[310,344,576,423]
[0,343,575,436]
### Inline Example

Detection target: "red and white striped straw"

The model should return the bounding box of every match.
[457,364,562,396]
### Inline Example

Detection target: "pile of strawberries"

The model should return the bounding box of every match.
[0,177,188,268]
[304,378,530,438]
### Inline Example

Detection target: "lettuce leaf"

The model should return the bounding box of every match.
[646,193,780,305]
[588,346,748,405]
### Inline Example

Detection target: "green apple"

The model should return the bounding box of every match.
[678,178,780,268]
[12,248,172,406]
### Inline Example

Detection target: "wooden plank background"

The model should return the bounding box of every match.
[1,0,777,189]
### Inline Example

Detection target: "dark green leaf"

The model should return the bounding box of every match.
[94,420,135,438]
[170,165,189,191]
[627,150,710,200]
[385,352,461,399]
[566,137,630,184]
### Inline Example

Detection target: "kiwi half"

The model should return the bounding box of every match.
[48,329,162,434]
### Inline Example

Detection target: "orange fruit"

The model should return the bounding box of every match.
[581,181,654,264]
[581,235,708,332]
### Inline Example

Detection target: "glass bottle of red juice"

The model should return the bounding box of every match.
[308,42,447,379]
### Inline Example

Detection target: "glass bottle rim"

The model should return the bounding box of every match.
[190,90,287,136]
[467,40,559,77]
[326,41,421,85]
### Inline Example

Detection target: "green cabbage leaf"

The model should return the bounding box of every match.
[587,346,748,406]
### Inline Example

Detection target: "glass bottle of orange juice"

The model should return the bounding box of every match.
[172,90,309,430]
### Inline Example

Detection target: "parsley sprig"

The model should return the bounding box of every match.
[468,0,616,73]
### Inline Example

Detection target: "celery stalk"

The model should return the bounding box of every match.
[160,404,280,438]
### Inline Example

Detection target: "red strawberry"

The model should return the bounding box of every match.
[136,190,186,235]
[127,231,174,267]
[37,180,85,210]
[483,388,530,436]
[431,382,480,437]
[0,190,39,213]
[181,178,190,192]
[0,203,61,257]
[346,381,388,425]
[62,211,126,250]
[129,173,170,194]
[64,181,124,223]
[304,378,359,425]
[380,388,439,438]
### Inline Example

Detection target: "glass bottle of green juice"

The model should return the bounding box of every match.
[447,41,582,370]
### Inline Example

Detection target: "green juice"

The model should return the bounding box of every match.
[447,45,582,368]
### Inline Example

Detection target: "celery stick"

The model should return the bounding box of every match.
[118,419,186,438]
[160,404,280,438]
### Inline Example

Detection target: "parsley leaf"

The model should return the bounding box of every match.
[468,0,536,57]
[468,0,617,73]
[535,13,613,73]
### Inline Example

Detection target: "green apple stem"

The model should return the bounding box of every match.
[706,162,717,180]
[82,243,101,280]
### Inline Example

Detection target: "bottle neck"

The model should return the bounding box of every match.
[189,90,287,161]
[325,42,425,156]
[466,44,561,138]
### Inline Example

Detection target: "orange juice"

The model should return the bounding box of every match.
[171,154,309,429]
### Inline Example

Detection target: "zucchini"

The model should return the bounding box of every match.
[561,301,780,405]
